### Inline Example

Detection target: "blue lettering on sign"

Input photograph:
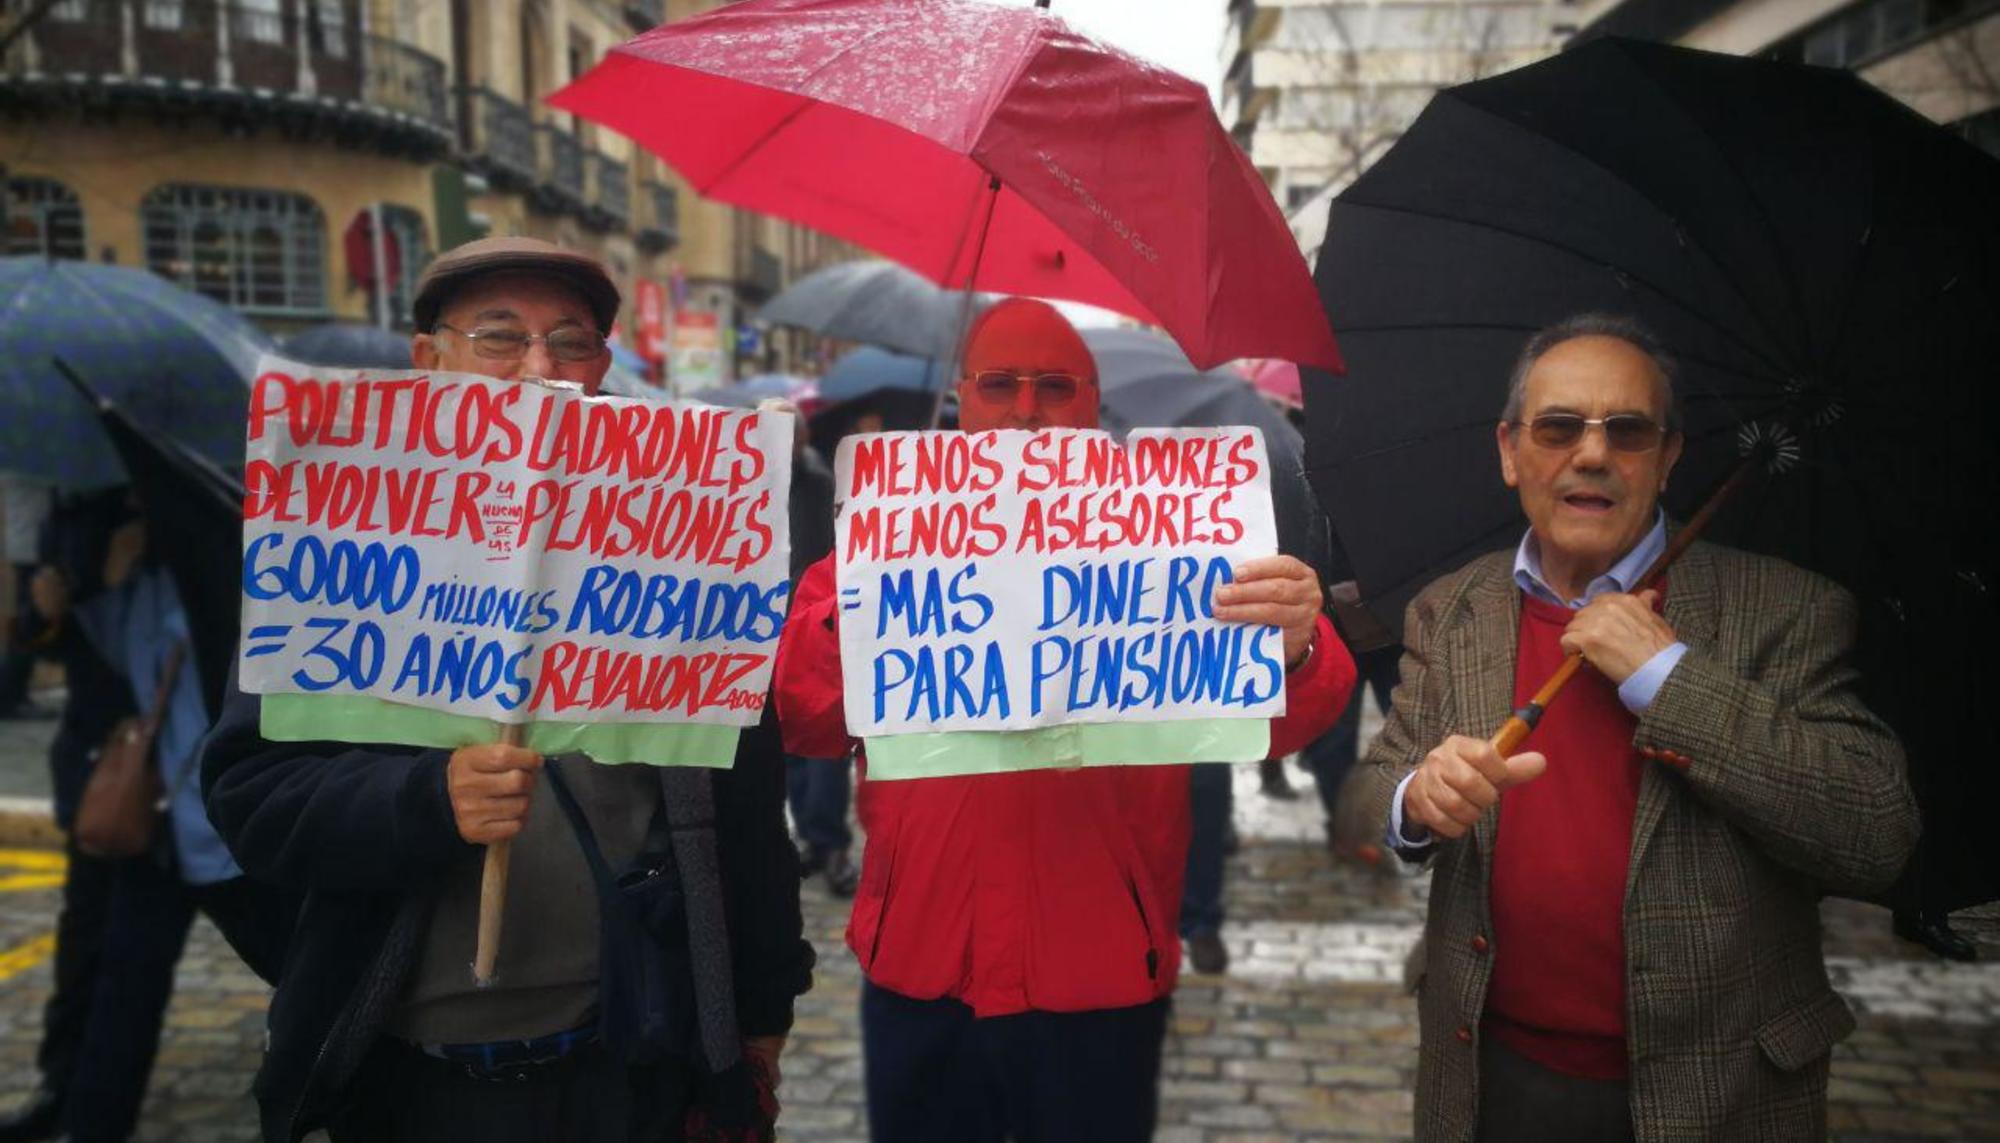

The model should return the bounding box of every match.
[1022,618,1286,717]
[243,531,421,615]
[1029,637,1075,717]
[389,632,536,708]
[872,640,1010,723]
[876,564,993,638]
[290,616,387,692]
[1040,556,1233,630]
[566,563,787,643]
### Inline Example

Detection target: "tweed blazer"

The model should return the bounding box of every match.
[1358,540,1918,1143]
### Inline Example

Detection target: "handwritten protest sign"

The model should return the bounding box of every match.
[834,427,1284,739]
[237,358,793,759]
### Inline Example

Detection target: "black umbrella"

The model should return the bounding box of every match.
[760,260,987,359]
[1304,39,2000,914]
[807,387,940,455]
[280,322,413,370]
[1083,328,1328,580]
[56,359,245,722]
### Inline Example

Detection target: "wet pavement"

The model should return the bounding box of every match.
[0,707,1996,1141]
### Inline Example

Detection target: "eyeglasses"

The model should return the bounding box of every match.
[1513,413,1667,453]
[434,323,607,363]
[960,370,1090,408]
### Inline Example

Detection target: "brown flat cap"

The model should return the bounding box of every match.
[413,236,621,333]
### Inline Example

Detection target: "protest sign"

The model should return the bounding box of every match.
[237,358,793,758]
[668,310,725,395]
[834,427,1284,739]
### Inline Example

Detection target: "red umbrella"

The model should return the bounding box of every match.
[549,0,1341,372]
[1242,358,1303,409]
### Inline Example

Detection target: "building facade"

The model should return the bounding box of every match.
[1572,0,2000,155]
[0,0,858,385]
[1220,0,1564,259]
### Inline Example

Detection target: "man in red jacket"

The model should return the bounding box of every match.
[775,298,1352,1143]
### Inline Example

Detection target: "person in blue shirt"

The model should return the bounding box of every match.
[33,508,291,1143]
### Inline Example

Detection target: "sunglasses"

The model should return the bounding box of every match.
[1513,413,1667,453]
[435,323,607,364]
[960,370,1089,408]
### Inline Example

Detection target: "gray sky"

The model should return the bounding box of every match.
[978,0,1231,96]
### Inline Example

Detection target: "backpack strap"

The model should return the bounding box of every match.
[659,766,739,1073]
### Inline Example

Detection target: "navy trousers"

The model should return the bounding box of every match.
[330,1039,692,1143]
[36,841,112,1098]
[63,858,290,1143]
[1301,645,1401,823]
[1179,762,1233,938]
[861,981,1169,1143]
[785,753,852,851]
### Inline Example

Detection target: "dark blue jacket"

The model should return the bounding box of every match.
[201,678,812,1142]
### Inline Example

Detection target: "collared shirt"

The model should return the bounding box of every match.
[1387,515,1687,851]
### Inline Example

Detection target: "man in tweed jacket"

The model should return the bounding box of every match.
[1359,315,1918,1142]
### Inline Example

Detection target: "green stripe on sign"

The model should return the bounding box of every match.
[862,718,1270,781]
[259,694,741,767]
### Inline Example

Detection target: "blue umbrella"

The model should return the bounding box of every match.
[0,258,273,487]
[692,372,808,408]
[610,341,651,376]
[818,346,947,404]
[281,322,412,370]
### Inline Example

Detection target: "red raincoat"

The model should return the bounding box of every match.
[776,555,1354,1016]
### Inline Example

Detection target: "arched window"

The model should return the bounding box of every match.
[381,205,432,329]
[143,185,327,314]
[4,177,86,260]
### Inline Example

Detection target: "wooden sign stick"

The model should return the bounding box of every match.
[472,722,525,987]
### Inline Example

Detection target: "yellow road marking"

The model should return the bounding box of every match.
[0,932,56,982]
[0,849,65,892]
[0,849,66,872]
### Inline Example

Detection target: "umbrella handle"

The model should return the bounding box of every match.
[471,722,526,987]
[930,176,1003,429]
[1485,448,1765,757]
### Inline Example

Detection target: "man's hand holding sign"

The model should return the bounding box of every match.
[1213,556,1323,670]
[448,741,543,845]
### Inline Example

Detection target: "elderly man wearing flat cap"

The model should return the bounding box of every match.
[201,238,813,1143]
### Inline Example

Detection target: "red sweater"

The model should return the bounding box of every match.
[775,555,1354,1016]
[1485,593,1644,1080]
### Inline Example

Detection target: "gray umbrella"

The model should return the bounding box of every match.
[281,322,412,370]
[1081,328,1328,579]
[760,260,987,359]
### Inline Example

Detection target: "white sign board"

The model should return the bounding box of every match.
[237,359,793,726]
[834,428,1285,737]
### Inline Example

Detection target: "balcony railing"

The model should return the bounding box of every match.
[585,153,631,231]
[636,181,680,254]
[461,86,536,188]
[1,0,450,154]
[363,36,448,129]
[536,123,586,212]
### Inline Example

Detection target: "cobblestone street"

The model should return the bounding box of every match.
[1,711,1997,1141]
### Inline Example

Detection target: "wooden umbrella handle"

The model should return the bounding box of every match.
[472,722,526,987]
[1489,652,1587,755]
